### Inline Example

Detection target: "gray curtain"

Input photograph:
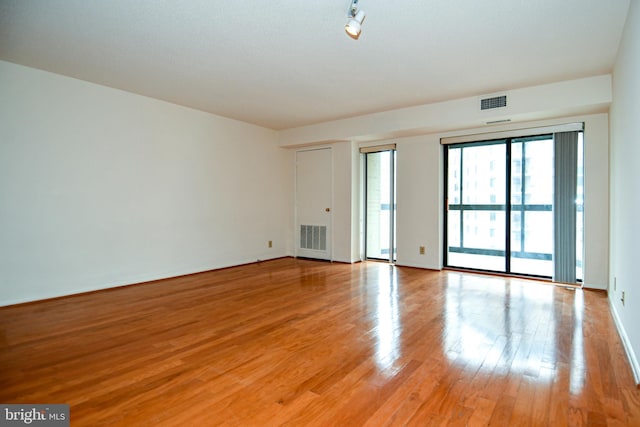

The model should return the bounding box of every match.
[553,131,578,283]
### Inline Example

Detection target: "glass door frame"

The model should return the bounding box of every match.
[364,149,396,262]
[443,134,558,279]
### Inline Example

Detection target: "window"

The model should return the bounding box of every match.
[444,132,583,281]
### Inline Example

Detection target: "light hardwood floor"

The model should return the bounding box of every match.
[1,258,639,426]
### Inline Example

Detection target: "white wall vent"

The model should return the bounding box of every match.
[480,95,507,110]
[300,225,327,250]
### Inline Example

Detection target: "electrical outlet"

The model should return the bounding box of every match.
[268,240,273,248]
[621,291,625,306]
[419,246,425,255]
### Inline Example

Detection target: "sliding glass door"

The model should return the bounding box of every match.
[509,136,554,276]
[445,133,583,281]
[365,150,396,261]
[446,142,507,271]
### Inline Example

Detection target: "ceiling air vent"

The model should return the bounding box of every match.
[480,95,507,110]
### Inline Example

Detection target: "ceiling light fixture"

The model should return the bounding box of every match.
[345,0,365,40]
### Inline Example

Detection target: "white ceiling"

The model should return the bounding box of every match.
[0,0,630,130]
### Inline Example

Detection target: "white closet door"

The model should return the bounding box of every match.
[295,148,332,260]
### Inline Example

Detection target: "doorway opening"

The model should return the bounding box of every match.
[364,148,396,262]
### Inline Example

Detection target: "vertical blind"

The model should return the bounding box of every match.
[553,131,579,283]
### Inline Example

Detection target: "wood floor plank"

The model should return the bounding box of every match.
[1,258,639,426]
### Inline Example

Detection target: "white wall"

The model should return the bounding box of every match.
[582,114,610,290]
[0,60,291,306]
[330,142,357,263]
[395,134,442,269]
[610,0,640,382]
[350,142,361,262]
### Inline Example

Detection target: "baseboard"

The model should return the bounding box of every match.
[394,263,442,271]
[0,256,291,308]
[609,298,640,386]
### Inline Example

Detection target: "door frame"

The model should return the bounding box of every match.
[363,148,396,262]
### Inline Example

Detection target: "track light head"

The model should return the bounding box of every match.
[345,0,365,40]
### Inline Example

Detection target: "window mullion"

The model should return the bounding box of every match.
[459,148,464,249]
[505,140,512,273]
[520,142,526,259]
